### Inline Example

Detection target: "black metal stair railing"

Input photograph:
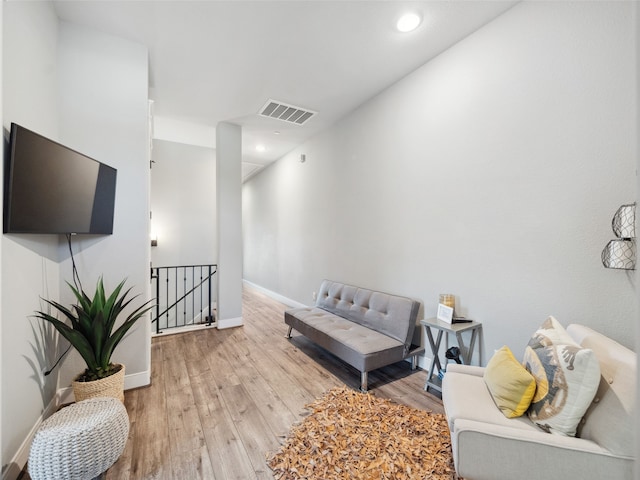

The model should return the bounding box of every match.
[151,264,218,334]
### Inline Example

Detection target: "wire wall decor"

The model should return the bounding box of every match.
[601,203,636,270]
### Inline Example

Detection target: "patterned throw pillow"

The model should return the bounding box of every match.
[522,316,600,436]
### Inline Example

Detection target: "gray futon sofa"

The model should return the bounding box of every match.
[285,279,423,391]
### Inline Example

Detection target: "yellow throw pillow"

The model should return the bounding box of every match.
[484,346,536,418]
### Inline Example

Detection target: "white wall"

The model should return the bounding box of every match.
[1,7,151,476]
[153,116,215,149]
[150,139,217,267]
[635,2,640,474]
[56,21,151,390]
[2,2,61,475]
[243,1,637,360]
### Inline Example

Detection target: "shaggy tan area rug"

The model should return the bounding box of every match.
[267,386,457,480]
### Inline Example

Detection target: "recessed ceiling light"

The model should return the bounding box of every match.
[396,12,421,33]
[256,144,266,152]
[273,131,281,135]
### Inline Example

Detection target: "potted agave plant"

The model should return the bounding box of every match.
[35,277,153,403]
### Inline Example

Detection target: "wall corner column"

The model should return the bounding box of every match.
[216,122,243,328]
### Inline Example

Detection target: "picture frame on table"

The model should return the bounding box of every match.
[437,303,454,324]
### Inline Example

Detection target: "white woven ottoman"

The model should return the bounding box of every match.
[28,397,129,480]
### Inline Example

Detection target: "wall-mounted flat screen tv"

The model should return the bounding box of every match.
[3,123,117,234]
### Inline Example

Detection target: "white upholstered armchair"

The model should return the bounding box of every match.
[442,324,635,480]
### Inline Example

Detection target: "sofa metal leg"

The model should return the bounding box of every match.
[360,372,368,392]
[285,326,293,339]
[411,355,418,371]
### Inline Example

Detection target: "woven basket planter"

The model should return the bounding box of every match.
[72,364,125,403]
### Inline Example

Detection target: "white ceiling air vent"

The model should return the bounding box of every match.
[259,99,316,126]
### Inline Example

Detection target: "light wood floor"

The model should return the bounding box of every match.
[103,286,443,479]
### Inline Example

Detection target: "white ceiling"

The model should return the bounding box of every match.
[52,0,517,179]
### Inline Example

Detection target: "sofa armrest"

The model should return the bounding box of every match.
[451,418,633,480]
[446,364,485,376]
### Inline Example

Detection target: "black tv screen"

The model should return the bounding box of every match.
[3,123,117,234]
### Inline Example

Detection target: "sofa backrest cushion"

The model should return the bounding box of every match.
[567,324,636,459]
[315,280,419,351]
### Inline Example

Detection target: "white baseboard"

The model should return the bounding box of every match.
[242,280,307,308]
[411,354,428,371]
[400,354,429,373]
[217,316,243,329]
[124,369,151,390]
[2,392,60,480]
[152,322,215,338]
[4,369,151,480]
[58,386,74,405]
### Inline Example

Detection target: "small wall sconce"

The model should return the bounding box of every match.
[150,233,158,247]
[601,203,636,270]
